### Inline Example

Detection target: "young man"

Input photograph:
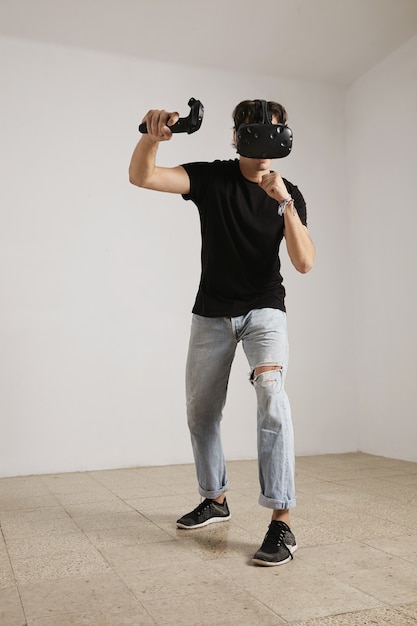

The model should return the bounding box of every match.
[129,99,315,566]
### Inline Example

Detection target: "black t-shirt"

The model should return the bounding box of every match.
[182,159,307,317]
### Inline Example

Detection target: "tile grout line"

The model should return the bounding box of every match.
[1,523,29,625]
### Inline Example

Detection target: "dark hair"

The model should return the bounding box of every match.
[232,100,288,129]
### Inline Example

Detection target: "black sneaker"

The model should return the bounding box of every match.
[176,498,231,529]
[252,520,298,566]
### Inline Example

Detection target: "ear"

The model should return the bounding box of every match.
[232,127,237,149]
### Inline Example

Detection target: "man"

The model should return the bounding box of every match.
[129,99,315,566]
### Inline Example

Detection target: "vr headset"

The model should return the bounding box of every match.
[235,100,293,159]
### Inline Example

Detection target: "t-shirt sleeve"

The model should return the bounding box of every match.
[181,162,211,202]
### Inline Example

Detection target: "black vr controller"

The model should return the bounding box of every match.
[236,100,293,159]
[139,97,204,135]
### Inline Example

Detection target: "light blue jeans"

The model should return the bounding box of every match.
[185,308,296,510]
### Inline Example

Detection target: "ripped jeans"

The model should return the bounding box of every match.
[185,308,296,510]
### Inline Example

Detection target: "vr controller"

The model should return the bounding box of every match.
[236,100,293,159]
[139,97,204,135]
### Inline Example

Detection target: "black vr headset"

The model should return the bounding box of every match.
[235,99,293,159]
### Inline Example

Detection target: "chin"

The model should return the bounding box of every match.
[257,159,271,167]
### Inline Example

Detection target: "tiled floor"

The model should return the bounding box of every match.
[1,453,417,625]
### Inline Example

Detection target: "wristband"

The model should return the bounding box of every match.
[277,197,293,217]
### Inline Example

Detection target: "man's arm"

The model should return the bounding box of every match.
[129,108,190,195]
[281,205,315,274]
[259,172,315,274]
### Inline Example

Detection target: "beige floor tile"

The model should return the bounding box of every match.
[119,560,238,602]
[0,534,15,589]
[211,556,383,622]
[0,586,26,626]
[0,475,51,497]
[62,498,136,518]
[0,507,79,540]
[19,574,141,620]
[297,462,412,483]
[294,509,411,546]
[41,473,106,493]
[226,459,259,484]
[336,560,417,605]
[383,505,417,533]
[325,512,410,542]
[282,494,350,524]
[126,492,201,515]
[27,605,157,626]
[329,478,417,507]
[100,538,202,573]
[291,516,352,547]
[0,493,60,511]
[364,533,417,564]
[295,476,348,496]
[297,540,406,575]
[0,506,69,523]
[90,466,197,499]
[11,546,111,585]
[6,531,101,561]
[0,556,15,590]
[318,487,413,517]
[291,605,417,625]
[219,494,271,533]
[84,521,173,550]
[53,489,122,506]
[68,509,152,532]
[27,609,156,626]
[117,509,184,538]
[143,588,286,625]
[399,601,417,621]
[382,472,417,487]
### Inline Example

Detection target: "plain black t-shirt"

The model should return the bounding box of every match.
[182,159,307,317]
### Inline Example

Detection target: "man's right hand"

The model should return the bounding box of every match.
[141,109,180,141]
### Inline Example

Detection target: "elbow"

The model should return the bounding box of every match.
[294,253,315,274]
[129,170,145,188]
[296,244,315,274]
[297,261,313,274]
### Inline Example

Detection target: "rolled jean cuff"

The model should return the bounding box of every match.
[259,493,296,510]
[198,482,229,500]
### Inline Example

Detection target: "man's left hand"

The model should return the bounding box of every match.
[258,172,289,203]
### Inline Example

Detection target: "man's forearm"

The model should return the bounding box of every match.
[284,202,315,274]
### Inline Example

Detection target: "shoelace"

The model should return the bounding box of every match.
[194,498,215,517]
[263,525,293,560]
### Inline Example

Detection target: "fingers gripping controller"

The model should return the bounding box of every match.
[139,98,204,135]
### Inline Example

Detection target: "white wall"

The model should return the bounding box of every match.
[347,35,417,462]
[0,36,353,477]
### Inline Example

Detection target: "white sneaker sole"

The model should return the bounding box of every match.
[176,514,231,530]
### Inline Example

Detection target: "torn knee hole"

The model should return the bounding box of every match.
[251,364,283,380]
